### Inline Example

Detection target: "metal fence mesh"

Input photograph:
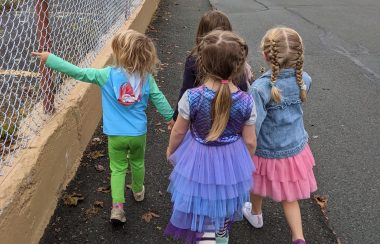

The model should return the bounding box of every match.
[0,0,143,174]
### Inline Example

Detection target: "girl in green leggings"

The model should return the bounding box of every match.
[33,30,174,224]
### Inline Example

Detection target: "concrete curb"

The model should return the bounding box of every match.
[0,1,159,243]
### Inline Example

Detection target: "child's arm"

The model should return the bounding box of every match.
[250,86,268,136]
[148,75,174,123]
[242,125,257,158]
[166,91,190,160]
[166,115,190,160]
[173,55,197,120]
[32,52,110,86]
[243,98,257,157]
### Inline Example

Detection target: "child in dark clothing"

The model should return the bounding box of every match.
[173,10,253,121]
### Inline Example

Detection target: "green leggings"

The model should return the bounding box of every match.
[108,134,146,204]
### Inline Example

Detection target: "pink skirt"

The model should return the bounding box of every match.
[253,144,317,202]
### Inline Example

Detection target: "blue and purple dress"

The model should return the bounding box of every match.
[165,86,256,243]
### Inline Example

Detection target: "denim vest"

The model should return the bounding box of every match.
[250,69,312,158]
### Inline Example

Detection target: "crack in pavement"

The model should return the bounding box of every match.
[284,7,380,81]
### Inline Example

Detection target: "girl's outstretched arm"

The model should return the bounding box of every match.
[166,115,190,160]
[32,52,110,86]
[242,124,257,158]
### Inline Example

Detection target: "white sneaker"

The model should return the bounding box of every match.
[110,207,126,223]
[242,202,263,228]
[133,185,145,202]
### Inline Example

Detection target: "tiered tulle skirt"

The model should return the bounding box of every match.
[253,144,317,202]
[165,132,254,243]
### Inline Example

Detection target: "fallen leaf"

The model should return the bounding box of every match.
[158,190,163,196]
[97,186,110,193]
[95,164,105,172]
[148,25,156,31]
[312,135,319,139]
[155,122,162,126]
[63,193,84,206]
[156,226,162,230]
[85,206,99,218]
[92,137,101,142]
[89,151,105,159]
[126,184,132,190]
[158,128,165,133]
[94,200,104,208]
[314,195,328,210]
[142,211,160,223]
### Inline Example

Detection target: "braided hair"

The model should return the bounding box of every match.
[261,27,307,103]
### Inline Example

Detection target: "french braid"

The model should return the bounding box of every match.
[269,40,281,103]
[261,27,307,103]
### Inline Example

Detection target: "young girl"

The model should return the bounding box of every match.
[165,30,257,244]
[242,27,317,244]
[32,30,174,224]
[173,10,253,121]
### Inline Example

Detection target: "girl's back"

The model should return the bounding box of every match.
[165,30,257,243]
[184,85,254,145]
[252,69,311,158]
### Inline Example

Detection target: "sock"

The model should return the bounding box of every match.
[112,203,124,209]
[216,220,230,237]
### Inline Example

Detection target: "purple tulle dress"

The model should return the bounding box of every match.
[165,86,256,243]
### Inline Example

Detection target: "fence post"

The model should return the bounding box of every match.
[36,0,54,113]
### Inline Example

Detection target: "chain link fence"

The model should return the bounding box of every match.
[0,0,143,174]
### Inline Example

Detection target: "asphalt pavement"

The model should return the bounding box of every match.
[40,0,379,243]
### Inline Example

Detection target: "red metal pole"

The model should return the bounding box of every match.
[36,0,54,113]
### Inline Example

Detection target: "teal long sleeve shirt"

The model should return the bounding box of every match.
[46,54,174,136]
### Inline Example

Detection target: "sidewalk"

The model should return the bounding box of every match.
[40,0,337,243]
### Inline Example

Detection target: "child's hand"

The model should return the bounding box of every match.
[166,119,175,131]
[31,51,50,64]
[166,147,172,162]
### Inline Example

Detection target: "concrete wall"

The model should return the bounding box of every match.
[0,1,159,243]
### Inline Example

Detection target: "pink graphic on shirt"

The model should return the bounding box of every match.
[117,82,141,106]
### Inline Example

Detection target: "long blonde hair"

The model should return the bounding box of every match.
[112,30,159,78]
[197,30,248,141]
[261,27,306,103]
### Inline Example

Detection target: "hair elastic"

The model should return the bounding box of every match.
[221,80,229,84]
[300,84,307,91]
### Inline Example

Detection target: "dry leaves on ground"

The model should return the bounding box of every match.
[89,150,105,159]
[94,200,104,208]
[85,207,99,218]
[97,186,110,193]
[142,211,160,223]
[85,200,104,218]
[314,195,328,211]
[95,164,105,172]
[63,193,84,206]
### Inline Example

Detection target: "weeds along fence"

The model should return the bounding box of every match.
[0,0,143,174]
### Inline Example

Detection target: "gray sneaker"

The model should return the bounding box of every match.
[110,207,126,223]
[133,185,145,202]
